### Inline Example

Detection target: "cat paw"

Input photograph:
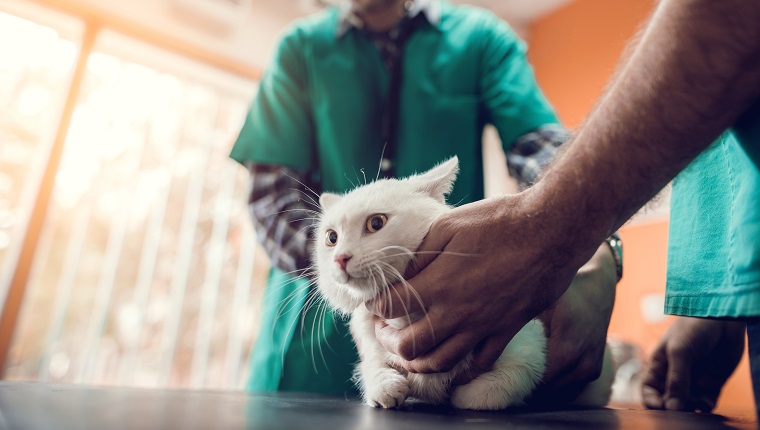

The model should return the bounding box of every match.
[451,377,521,411]
[365,371,409,409]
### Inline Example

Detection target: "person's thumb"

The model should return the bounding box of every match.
[663,344,693,411]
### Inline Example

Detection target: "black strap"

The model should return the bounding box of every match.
[378,15,421,178]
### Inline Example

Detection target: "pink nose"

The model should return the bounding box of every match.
[334,254,352,271]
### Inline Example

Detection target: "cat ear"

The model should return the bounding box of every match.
[410,156,459,203]
[319,193,342,211]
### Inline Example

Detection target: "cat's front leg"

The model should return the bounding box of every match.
[350,307,409,409]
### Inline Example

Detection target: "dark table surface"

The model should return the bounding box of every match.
[0,382,755,429]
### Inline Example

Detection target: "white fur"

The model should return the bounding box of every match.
[314,157,612,410]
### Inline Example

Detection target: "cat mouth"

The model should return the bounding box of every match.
[338,271,366,285]
[336,271,350,284]
[339,273,375,291]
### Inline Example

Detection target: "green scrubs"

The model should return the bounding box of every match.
[230,1,558,395]
[665,100,760,318]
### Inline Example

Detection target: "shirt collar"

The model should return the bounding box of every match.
[335,0,441,38]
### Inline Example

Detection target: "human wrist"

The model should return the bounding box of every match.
[520,179,612,272]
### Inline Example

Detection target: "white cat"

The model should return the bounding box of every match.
[314,156,613,410]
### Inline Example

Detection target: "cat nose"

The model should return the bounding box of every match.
[334,254,352,271]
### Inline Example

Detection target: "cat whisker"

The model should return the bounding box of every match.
[309,296,326,374]
[374,260,436,350]
[373,249,480,259]
[452,196,468,207]
[268,208,321,218]
[263,268,316,300]
[287,217,321,224]
[278,280,319,366]
[375,142,388,181]
[371,262,426,358]
[289,225,318,243]
[368,267,380,300]
[274,291,308,330]
[372,262,414,320]
[272,278,318,327]
[413,250,480,257]
[289,188,322,210]
[318,300,335,372]
[372,263,392,294]
[388,280,416,351]
[267,265,313,279]
[344,172,358,189]
[301,290,324,371]
[375,245,415,257]
[297,199,322,212]
[301,289,322,335]
[283,173,322,202]
[366,265,388,315]
[266,276,310,306]
[371,265,395,325]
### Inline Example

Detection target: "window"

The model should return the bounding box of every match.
[1,4,269,390]
[0,9,79,287]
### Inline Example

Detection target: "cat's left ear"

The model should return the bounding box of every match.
[320,193,342,211]
[410,156,460,203]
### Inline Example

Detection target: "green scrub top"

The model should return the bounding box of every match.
[230,1,558,395]
[665,98,760,318]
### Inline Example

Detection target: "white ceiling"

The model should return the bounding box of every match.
[453,0,573,24]
[280,0,574,27]
[245,0,574,61]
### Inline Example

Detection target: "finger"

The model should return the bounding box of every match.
[690,395,716,413]
[691,380,722,413]
[641,385,665,410]
[374,308,456,361]
[641,345,668,409]
[452,335,512,385]
[367,216,455,319]
[664,344,693,411]
[402,217,454,279]
[405,331,482,374]
[373,316,434,361]
[373,262,458,322]
[366,278,428,320]
[542,356,582,388]
[540,329,579,385]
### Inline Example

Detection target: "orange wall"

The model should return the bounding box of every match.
[528,0,754,415]
[529,0,653,129]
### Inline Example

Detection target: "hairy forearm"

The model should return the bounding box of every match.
[530,0,760,261]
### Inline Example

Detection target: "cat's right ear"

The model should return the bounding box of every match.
[411,156,460,203]
[319,193,342,211]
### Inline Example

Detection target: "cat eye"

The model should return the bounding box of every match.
[325,230,338,247]
[366,214,388,233]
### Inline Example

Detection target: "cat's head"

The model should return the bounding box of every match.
[314,157,459,314]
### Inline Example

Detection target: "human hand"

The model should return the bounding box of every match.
[528,243,616,402]
[369,193,598,375]
[641,317,745,412]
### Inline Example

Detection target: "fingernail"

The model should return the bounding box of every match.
[665,398,685,411]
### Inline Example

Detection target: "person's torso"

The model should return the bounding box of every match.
[300,3,496,204]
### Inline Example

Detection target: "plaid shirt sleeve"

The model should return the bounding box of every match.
[506,124,623,281]
[246,163,320,274]
[505,123,571,190]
